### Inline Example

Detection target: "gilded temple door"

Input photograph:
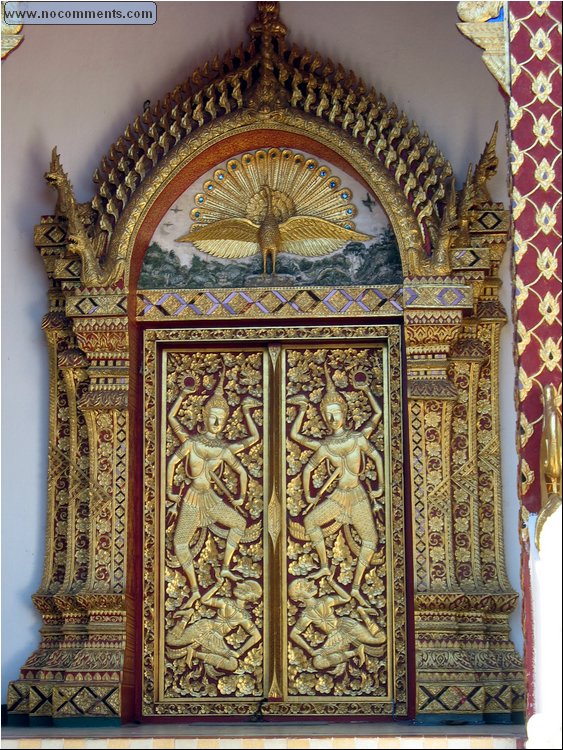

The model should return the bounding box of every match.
[142,324,408,718]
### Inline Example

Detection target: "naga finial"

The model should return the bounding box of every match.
[410,179,457,277]
[432,178,458,274]
[246,1,288,113]
[535,384,562,552]
[457,163,476,246]
[44,148,120,286]
[44,146,75,217]
[473,121,499,204]
[49,146,63,176]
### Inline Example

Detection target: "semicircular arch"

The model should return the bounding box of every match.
[117,110,425,291]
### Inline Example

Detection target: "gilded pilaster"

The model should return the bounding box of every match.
[40,311,75,593]
[405,286,466,593]
[59,349,91,591]
[73,317,129,595]
[413,210,524,718]
[449,329,488,588]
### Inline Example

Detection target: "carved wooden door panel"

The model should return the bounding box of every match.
[142,326,408,718]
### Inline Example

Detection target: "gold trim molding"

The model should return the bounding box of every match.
[457,2,510,94]
[1,2,24,60]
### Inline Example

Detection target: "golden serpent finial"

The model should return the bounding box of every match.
[535,384,562,552]
[473,121,499,204]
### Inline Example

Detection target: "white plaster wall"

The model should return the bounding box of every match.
[1,1,522,696]
[526,513,562,748]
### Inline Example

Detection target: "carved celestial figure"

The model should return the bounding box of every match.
[289,363,384,603]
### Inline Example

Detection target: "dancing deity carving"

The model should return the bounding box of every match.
[289,364,384,604]
[167,371,260,607]
[166,579,262,674]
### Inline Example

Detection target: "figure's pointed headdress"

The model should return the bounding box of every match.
[321,362,347,413]
[204,365,229,414]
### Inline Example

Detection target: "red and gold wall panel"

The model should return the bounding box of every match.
[509,1,562,513]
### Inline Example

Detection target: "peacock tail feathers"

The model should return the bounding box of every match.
[188,148,362,231]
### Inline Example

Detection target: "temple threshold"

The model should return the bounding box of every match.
[1,722,526,749]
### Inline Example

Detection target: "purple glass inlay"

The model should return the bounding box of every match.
[323,290,338,313]
[404,288,418,306]
[203,292,220,315]
[340,291,354,312]
[140,294,154,316]
[437,287,464,306]
[222,292,239,315]
[355,290,371,312]
[390,289,404,312]
[172,293,188,315]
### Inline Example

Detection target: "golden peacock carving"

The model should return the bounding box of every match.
[177,148,372,274]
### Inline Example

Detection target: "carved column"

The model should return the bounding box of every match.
[409,212,525,720]
[47,315,131,720]
[405,280,467,596]
[59,348,91,591]
[7,218,80,720]
[7,211,132,721]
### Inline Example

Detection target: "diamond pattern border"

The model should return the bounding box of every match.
[508,2,562,512]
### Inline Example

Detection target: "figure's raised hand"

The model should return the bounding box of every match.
[288,395,309,409]
[242,396,261,410]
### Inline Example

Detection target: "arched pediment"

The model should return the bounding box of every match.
[116,114,424,288]
[46,2,473,290]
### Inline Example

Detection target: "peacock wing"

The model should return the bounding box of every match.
[279,216,372,257]
[176,218,260,259]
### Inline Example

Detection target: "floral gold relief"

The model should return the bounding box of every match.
[284,346,391,700]
[142,325,407,717]
[162,349,266,701]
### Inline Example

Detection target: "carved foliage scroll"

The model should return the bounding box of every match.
[142,325,407,718]
[162,349,266,701]
[284,347,389,699]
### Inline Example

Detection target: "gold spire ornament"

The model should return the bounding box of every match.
[177,148,372,274]
[473,121,499,204]
[535,384,562,552]
[246,1,288,113]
